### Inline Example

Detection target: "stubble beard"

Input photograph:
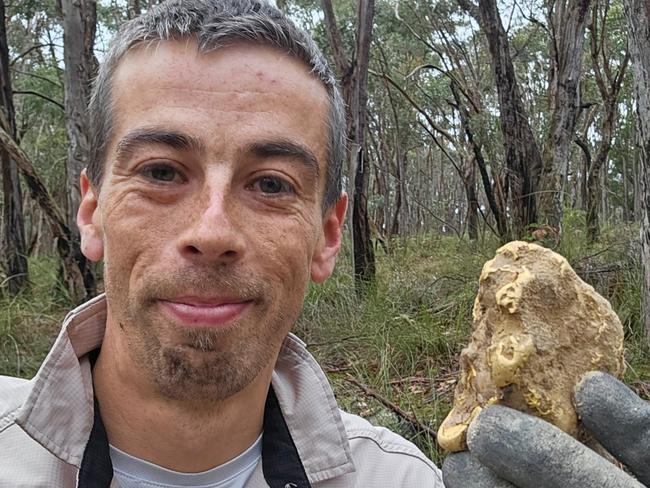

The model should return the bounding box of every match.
[110,267,292,405]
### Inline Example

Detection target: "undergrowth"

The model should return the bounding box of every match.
[0,257,70,378]
[1,219,648,466]
[297,217,650,463]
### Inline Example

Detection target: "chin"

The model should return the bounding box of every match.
[145,337,269,403]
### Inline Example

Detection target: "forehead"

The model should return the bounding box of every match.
[115,38,326,94]
[109,39,330,165]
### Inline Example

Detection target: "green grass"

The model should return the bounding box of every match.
[1,224,649,465]
[0,257,71,378]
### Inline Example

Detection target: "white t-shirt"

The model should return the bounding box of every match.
[109,434,262,488]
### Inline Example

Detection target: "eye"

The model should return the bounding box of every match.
[251,176,295,195]
[139,163,185,184]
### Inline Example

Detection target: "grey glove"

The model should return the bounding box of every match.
[442,372,650,487]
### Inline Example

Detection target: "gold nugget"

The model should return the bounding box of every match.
[437,241,625,452]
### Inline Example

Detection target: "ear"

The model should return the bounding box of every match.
[77,169,104,262]
[310,193,347,283]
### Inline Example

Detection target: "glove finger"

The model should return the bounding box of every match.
[575,371,650,486]
[442,451,516,488]
[467,405,645,488]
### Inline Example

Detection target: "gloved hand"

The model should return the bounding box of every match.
[441,372,650,487]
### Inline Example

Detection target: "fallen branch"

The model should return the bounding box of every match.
[388,376,431,387]
[342,374,438,440]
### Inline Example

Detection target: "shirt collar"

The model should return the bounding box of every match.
[15,295,354,485]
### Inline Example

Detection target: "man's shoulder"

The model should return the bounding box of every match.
[340,409,434,461]
[0,410,78,486]
[0,375,31,423]
[337,409,444,487]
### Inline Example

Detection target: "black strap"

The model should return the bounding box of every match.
[262,387,312,488]
[78,348,113,487]
[78,397,114,487]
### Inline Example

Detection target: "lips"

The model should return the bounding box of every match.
[159,297,252,327]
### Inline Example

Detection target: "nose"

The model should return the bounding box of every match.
[176,184,246,265]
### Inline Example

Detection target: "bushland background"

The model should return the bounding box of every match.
[1,0,649,464]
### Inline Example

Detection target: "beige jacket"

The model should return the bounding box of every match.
[0,295,444,487]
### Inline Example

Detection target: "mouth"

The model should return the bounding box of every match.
[158,297,253,328]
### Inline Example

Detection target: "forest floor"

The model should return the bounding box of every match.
[1,215,649,465]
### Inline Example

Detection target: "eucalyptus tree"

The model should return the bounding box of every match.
[389,0,509,240]
[581,0,629,243]
[322,0,377,289]
[0,0,27,294]
[453,0,597,237]
[61,0,98,301]
[624,0,650,344]
[539,0,592,230]
[0,0,96,301]
[456,0,543,238]
[370,1,458,239]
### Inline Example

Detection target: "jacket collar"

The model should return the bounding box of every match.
[14,295,355,485]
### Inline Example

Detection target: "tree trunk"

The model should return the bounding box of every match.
[539,0,592,230]
[390,142,409,237]
[350,0,376,289]
[369,139,386,236]
[634,118,643,221]
[0,0,28,295]
[459,0,543,238]
[62,0,97,301]
[390,152,403,237]
[586,98,614,243]
[623,152,630,224]
[580,146,589,210]
[625,0,650,344]
[322,0,376,290]
[464,158,479,240]
[451,82,508,240]
[585,161,601,243]
[383,81,409,238]
[586,94,625,242]
[586,1,629,243]
[398,154,409,236]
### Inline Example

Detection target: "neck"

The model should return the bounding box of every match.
[93,323,273,473]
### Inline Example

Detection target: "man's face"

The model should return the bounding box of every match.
[77,40,346,402]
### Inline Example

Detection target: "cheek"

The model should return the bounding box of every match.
[255,220,316,292]
[101,225,140,304]
[100,196,179,289]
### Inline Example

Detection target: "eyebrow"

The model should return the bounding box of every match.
[114,128,320,178]
[246,139,320,179]
[114,127,206,164]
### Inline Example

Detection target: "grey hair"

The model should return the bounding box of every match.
[87,0,346,209]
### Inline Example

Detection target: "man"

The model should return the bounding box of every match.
[0,1,648,487]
